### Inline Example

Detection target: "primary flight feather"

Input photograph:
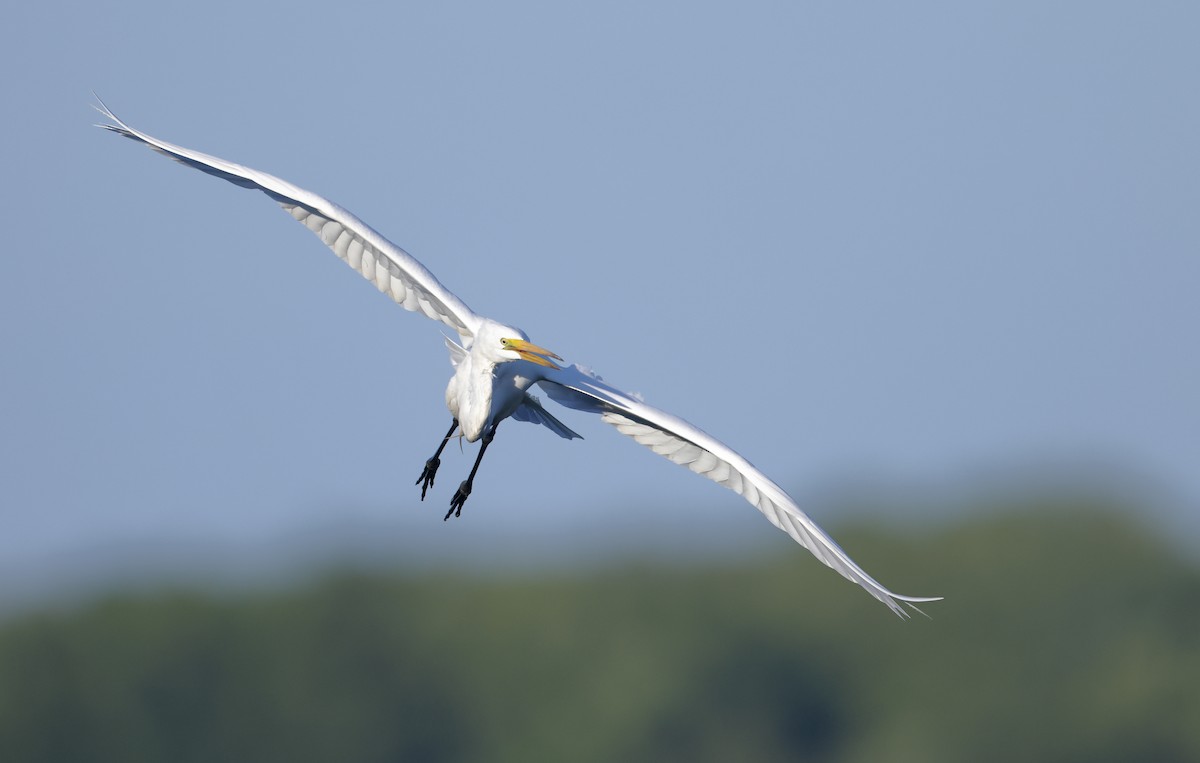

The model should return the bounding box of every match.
[95,98,940,618]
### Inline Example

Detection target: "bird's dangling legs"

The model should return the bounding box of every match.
[446,426,496,520]
[416,419,458,500]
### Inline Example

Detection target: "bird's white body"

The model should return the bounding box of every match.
[96,98,940,617]
[446,321,544,442]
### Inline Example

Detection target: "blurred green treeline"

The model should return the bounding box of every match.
[1,504,1198,763]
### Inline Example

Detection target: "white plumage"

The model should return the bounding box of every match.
[96,98,940,617]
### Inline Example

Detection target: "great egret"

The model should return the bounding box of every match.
[96,99,939,617]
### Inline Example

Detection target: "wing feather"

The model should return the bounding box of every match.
[540,365,940,618]
[95,99,480,341]
[511,394,583,441]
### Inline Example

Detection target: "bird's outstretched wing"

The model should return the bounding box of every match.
[94,99,481,341]
[539,365,941,617]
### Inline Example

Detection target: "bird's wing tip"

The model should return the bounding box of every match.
[893,595,943,620]
[91,93,132,136]
[91,92,116,121]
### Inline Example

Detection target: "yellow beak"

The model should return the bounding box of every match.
[507,339,563,369]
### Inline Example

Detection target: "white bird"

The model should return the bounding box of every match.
[95,98,940,617]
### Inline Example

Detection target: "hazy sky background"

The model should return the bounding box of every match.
[2,2,1197,603]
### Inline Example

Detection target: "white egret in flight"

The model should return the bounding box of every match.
[95,99,940,617]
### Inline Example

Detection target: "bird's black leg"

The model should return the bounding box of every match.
[415,419,458,500]
[446,426,496,520]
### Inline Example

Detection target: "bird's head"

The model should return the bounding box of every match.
[478,321,563,369]
[499,336,563,368]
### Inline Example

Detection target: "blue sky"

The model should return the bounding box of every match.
[2,2,1198,600]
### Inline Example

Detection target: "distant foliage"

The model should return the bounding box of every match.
[1,506,1198,763]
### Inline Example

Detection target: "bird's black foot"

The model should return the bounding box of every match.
[445,480,472,520]
[415,457,441,501]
